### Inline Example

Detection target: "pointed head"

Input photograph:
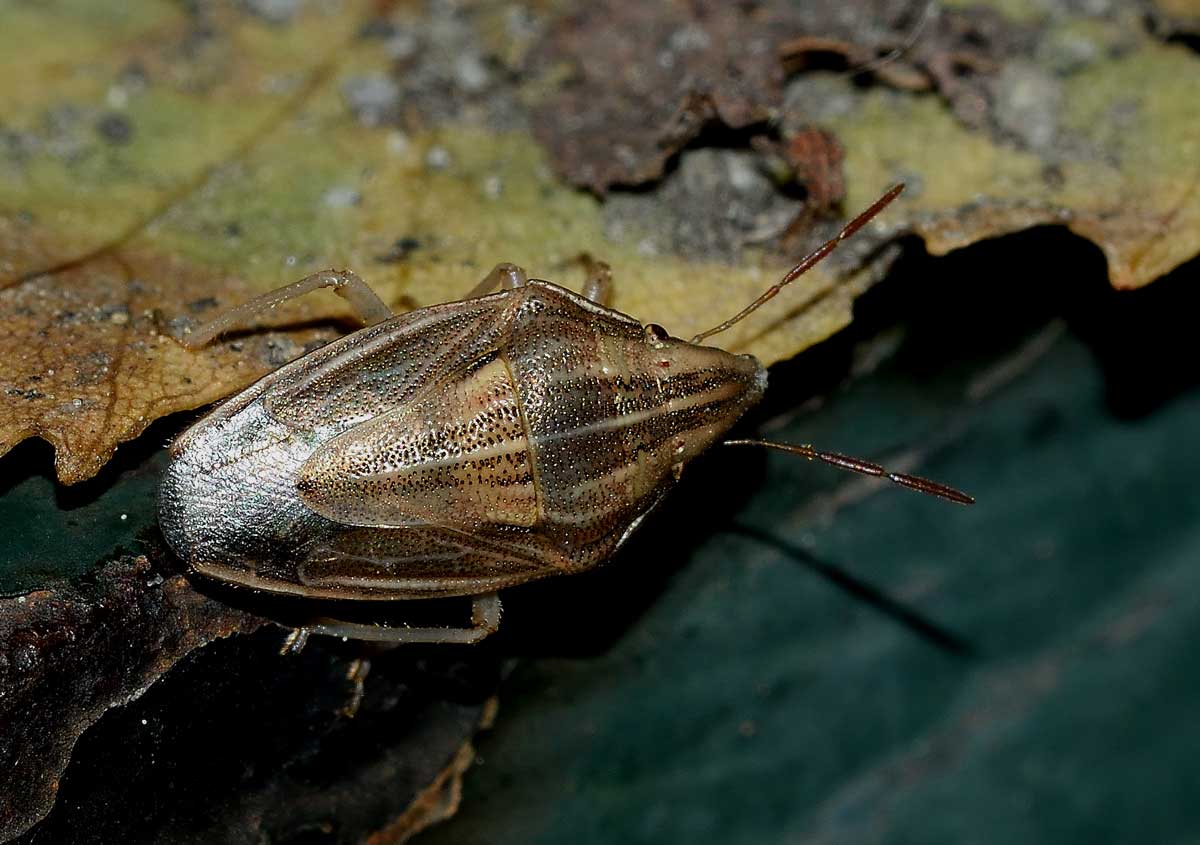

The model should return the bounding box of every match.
[621,321,767,471]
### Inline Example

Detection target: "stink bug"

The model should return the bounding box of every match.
[158,184,971,645]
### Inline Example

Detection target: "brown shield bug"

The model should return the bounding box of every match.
[159,184,972,646]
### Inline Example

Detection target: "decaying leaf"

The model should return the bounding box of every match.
[528,1,785,193]
[818,31,1200,288]
[0,0,880,485]
[1146,0,1200,38]
[366,740,482,845]
[0,246,333,484]
[529,0,1015,193]
[766,127,849,242]
[1,0,1199,490]
[0,555,265,838]
[0,555,503,842]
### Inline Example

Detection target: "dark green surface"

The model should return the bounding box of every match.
[0,433,167,596]
[418,250,1200,844]
[3,233,1198,843]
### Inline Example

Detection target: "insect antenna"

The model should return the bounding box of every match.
[723,439,974,505]
[691,183,904,345]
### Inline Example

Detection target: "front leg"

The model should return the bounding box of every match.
[183,269,393,349]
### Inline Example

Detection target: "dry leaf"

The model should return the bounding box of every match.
[1,0,1198,488]
[0,245,332,483]
[819,33,1200,288]
[529,0,1014,192]
[0,1,879,484]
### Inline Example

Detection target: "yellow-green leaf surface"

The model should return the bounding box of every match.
[834,40,1200,288]
[1,0,1198,484]
[0,0,870,483]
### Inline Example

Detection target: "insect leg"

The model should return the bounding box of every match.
[464,263,529,298]
[279,627,310,655]
[341,657,371,718]
[297,592,503,645]
[182,269,394,348]
[578,253,613,305]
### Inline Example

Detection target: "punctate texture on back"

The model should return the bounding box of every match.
[159,281,765,602]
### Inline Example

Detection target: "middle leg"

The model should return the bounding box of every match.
[577,253,613,305]
[464,263,528,299]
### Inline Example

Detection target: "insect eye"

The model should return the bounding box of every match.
[644,323,669,344]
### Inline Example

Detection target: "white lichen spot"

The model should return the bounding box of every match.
[454,53,491,93]
[105,85,129,109]
[386,130,411,156]
[636,237,660,257]
[385,30,419,61]
[669,23,711,52]
[341,74,400,127]
[425,146,452,171]
[725,155,762,194]
[322,185,362,208]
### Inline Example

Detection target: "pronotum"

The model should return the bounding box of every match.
[158,184,972,646]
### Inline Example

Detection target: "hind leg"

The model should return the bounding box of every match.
[282,592,502,647]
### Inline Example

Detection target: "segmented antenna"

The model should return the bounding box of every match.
[723,439,974,505]
[691,183,904,345]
